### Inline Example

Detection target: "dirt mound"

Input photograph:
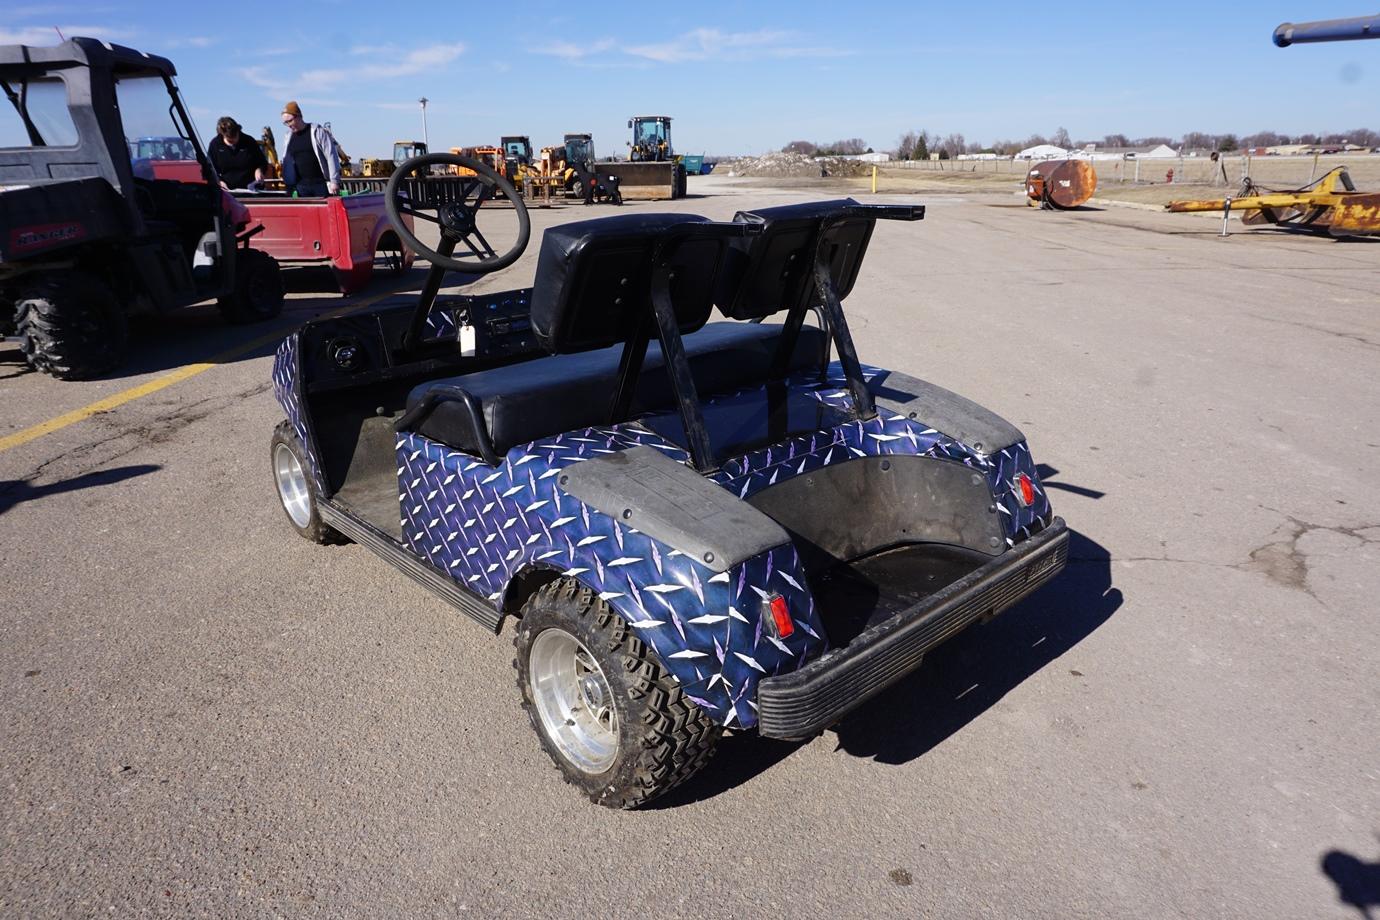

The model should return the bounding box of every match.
[722,151,872,179]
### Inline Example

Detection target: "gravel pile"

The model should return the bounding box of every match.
[721,151,872,178]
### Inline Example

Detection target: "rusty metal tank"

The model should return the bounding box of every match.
[1025,159,1097,209]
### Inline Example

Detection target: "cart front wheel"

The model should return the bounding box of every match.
[270,420,343,544]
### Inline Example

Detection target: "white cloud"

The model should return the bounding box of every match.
[528,28,849,66]
[239,42,465,96]
[0,24,133,45]
[625,28,789,63]
[166,35,217,49]
[529,38,615,60]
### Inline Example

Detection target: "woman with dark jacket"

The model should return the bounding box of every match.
[208,116,269,190]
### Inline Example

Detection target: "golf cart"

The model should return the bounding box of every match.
[0,37,283,379]
[269,152,1068,807]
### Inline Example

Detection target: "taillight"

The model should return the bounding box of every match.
[765,594,794,639]
[1014,473,1035,508]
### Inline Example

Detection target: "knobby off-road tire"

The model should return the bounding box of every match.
[15,270,128,380]
[270,420,344,545]
[515,579,722,808]
[218,248,284,324]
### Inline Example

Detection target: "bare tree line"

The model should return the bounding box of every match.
[785,127,1380,160]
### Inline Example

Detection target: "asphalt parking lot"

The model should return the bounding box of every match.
[2,176,1377,919]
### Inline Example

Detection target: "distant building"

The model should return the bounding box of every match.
[1015,144,1069,160]
[829,152,891,163]
[1077,143,1178,160]
[1135,144,1178,159]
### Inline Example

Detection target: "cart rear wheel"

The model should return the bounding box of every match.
[270,420,343,544]
[514,579,721,808]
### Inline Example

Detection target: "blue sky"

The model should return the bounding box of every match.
[3,1,1376,157]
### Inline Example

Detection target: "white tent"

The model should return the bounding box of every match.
[1015,144,1068,160]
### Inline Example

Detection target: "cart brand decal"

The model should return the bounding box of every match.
[10,222,87,255]
[396,361,1053,728]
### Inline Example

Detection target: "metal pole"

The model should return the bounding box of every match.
[1220,196,1232,237]
[419,97,429,149]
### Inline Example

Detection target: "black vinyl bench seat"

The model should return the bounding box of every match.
[405,322,827,456]
[398,200,912,464]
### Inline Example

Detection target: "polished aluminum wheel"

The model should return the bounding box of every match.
[274,443,312,529]
[529,627,618,773]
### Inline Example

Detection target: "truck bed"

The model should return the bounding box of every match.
[236,192,412,294]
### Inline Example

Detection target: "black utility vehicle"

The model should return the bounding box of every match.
[0,37,282,379]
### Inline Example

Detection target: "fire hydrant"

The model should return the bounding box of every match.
[1166,168,1175,184]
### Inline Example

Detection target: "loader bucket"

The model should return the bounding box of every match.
[595,161,682,200]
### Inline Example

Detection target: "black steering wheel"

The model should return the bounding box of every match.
[385,153,530,274]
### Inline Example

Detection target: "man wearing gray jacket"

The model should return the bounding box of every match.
[280,100,341,197]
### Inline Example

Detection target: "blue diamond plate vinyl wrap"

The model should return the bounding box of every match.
[396,363,1053,729]
[271,333,327,493]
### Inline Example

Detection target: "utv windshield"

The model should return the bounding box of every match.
[0,72,79,148]
[114,72,203,171]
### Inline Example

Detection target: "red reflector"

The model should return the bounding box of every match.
[768,595,794,639]
[1015,473,1035,507]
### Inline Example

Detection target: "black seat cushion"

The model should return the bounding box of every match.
[529,212,717,353]
[406,322,828,456]
[715,198,876,320]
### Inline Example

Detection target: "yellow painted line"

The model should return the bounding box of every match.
[0,285,408,454]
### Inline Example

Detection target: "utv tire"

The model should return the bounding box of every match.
[15,271,128,380]
[270,420,344,544]
[515,579,722,808]
[218,248,284,324]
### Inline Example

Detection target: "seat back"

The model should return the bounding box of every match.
[715,198,879,320]
[530,212,727,353]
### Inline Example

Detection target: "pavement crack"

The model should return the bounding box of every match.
[1247,313,1380,350]
[1235,508,1380,599]
[15,380,271,486]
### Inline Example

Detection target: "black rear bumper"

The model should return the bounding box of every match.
[755,517,1069,739]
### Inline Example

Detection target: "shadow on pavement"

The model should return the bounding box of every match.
[1322,843,1380,920]
[655,526,1120,806]
[1037,463,1107,499]
[44,264,435,383]
[0,464,161,516]
[830,528,1120,764]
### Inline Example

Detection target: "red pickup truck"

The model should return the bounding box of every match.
[143,158,414,295]
[236,193,415,295]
